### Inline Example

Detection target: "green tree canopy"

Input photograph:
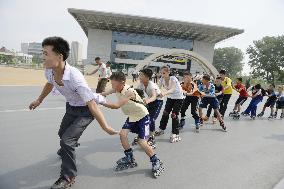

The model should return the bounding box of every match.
[213,47,244,77]
[247,36,284,84]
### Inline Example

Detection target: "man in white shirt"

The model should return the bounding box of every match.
[87,57,108,93]
[131,68,138,82]
[29,37,117,189]
[106,61,112,79]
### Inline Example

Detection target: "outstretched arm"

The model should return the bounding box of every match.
[102,90,135,109]
[87,100,118,135]
[29,82,53,110]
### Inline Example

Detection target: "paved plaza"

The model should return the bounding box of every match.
[1,86,284,189]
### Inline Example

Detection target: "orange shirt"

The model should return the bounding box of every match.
[181,82,201,97]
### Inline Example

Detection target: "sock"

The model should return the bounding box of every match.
[124,148,133,154]
[150,154,158,162]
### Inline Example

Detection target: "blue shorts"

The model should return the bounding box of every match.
[122,115,150,139]
[264,99,276,108]
[199,97,219,110]
[276,100,284,109]
[235,96,248,106]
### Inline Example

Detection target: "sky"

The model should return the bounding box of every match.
[1,0,284,74]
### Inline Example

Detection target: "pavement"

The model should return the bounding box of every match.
[1,86,284,189]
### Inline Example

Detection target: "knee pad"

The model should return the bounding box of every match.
[171,113,177,119]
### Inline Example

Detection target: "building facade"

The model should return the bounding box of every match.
[68,41,83,66]
[69,9,243,74]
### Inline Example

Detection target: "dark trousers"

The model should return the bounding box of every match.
[58,103,94,178]
[159,98,183,135]
[96,78,108,93]
[132,74,137,82]
[180,96,199,120]
[219,94,232,116]
[206,95,223,118]
[153,76,158,83]
[147,100,163,132]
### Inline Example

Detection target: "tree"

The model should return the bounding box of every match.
[247,36,284,84]
[213,47,244,77]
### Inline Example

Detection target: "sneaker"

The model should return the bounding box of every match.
[241,112,249,117]
[51,176,75,189]
[155,129,165,136]
[194,119,200,131]
[274,113,278,118]
[229,111,237,116]
[257,112,264,117]
[268,115,274,119]
[170,134,181,143]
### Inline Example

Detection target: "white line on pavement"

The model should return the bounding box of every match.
[0,107,65,113]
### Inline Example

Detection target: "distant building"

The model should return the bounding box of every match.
[69,9,243,74]
[0,46,32,64]
[21,42,42,62]
[68,41,82,65]
[21,43,29,54]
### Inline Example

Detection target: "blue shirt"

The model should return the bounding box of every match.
[198,83,215,97]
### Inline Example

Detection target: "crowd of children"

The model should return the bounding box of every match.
[99,67,284,183]
[29,36,284,189]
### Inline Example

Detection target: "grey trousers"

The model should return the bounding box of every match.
[58,103,94,178]
[96,78,108,93]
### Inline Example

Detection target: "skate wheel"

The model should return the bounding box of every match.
[130,162,138,168]
[114,165,126,172]
[153,166,165,178]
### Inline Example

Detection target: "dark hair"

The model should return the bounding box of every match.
[95,57,100,61]
[183,71,192,77]
[255,84,261,89]
[202,74,211,81]
[161,66,170,72]
[110,71,126,82]
[216,77,222,80]
[237,77,243,82]
[140,68,153,79]
[219,69,226,75]
[42,36,70,61]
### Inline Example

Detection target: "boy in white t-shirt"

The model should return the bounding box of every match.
[131,68,164,148]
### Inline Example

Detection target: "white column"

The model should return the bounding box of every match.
[87,29,112,64]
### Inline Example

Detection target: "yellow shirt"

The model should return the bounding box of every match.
[221,77,233,94]
[116,85,149,122]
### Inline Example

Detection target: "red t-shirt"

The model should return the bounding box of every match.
[234,83,248,97]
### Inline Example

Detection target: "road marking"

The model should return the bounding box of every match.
[0,107,65,113]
